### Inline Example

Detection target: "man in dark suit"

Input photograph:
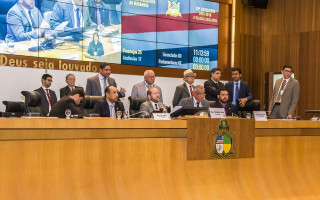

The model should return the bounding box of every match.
[139,87,167,117]
[172,69,196,107]
[5,0,50,42]
[178,85,210,109]
[269,65,300,119]
[131,70,163,102]
[50,88,85,118]
[50,0,95,31]
[60,73,82,98]
[92,86,125,118]
[225,68,254,109]
[34,74,58,116]
[211,89,238,116]
[204,68,226,101]
[85,62,126,97]
[87,0,121,27]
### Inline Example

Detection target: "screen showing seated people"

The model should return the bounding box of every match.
[0,0,219,71]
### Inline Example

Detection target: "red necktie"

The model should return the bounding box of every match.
[45,89,53,109]
[189,85,194,96]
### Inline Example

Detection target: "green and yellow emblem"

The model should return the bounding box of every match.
[210,119,237,158]
[166,0,182,17]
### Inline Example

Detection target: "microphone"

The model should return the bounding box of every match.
[232,112,240,117]
[127,111,150,118]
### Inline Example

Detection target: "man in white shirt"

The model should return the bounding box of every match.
[172,69,196,107]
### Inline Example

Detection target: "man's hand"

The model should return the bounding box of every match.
[239,98,247,107]
[120,87,126,93]
[39,20,50,35]
[96,24,105,32]
[287,114,293,119]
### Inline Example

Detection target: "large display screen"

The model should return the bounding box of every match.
[0,0,219,71]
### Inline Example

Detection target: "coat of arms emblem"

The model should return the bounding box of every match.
[166,0,182,17]
[210,119,237,158]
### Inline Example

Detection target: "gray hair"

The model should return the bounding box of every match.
[144,70,155,77]
[193,85,205,93]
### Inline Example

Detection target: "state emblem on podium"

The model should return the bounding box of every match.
[210,119,237,158]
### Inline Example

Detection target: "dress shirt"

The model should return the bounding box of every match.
[232,80,241,105]
[185,82,193,97]
[107,100,115,118]
[193,97,202,107]
[41,86,52,113]
[277,78,290,103]
[98,73,108,96]
[22,6,35,30]
[72,0,83,28]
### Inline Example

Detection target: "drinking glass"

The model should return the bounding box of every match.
[65,109,71,119]
[246,112,252,119]
[116,111,122,119]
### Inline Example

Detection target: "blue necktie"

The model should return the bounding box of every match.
[28,10,36,28]
[233,82,239,105]
[95,7,101,25]
[76,8,81,28]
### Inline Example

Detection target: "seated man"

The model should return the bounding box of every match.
[204,68,226,101]
[92,86,125,118]
[139,87,166,117]
[50,0,95,31]
[49,88,85,118]
[131,70,163,102]
[178,85,210,109]
[34,74,58,116]
[6,0,50,42]
[172,69,196,107]
[211,89,238,116]
[60,73,82,98]
[225,68,253,109]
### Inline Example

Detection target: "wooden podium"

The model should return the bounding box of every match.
[187,118,255,160]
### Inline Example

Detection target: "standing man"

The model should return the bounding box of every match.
[139,87,166,116]
[50,88,85,118]
[6,0,50,42]
[204,68,226,101]
[131,70,163,102]
[178,85,210,109]
[92,86,125,118]
[86,62,126,97]
[225,68,254,108]
[172,69,196,107]
[211,89,238,116]
[60,73,82,98]
[269,66,300,119]
[34,74,58,116]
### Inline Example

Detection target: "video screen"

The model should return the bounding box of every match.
[0,0,219,71]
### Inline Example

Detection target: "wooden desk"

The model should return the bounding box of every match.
[1,118,320,199]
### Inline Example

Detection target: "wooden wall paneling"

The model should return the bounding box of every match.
[298,31,320,119]
[261,0,285,36]
[237,3,262,36]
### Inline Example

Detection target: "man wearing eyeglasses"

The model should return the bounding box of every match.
[131,70,163,102]
[178,85,210,108]
[172,69,196,107]
[34,74,58,116]
[60,74,82,98]
[269,65,300,119]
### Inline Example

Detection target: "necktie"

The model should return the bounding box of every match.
[95,7,101,25]
[103,77,107,90]
[155,103,158,110]
[45,89,53,109]
[28,10,36,28]
[146,84,152,89]
[109,104,114,118]
[276,80,287,102]
[76,8,81,28]
[189,85,194,96]
[196,102,200,107]
[233,82,240,105]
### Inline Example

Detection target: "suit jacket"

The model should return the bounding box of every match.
[40,0,57,13]
[204,79,226,101]
[178,97,210,109]
[87,0,111,26]
[50,0,95,31]
[49,96,84,118]
[85,74,124,97]
[6,2,44,42]
[225,81,253,104]
[131,82,163,103]
[34,87,58,116]
[211,101,238,116]
[91,98,124,118]
[172,83,195,107]
[269,77,300,118]
[139,100,166,116]
[59,86,82,98]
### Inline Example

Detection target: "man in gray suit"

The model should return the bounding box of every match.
[131,70,163,102]
[6,0,50,42]
[85,62,126,97]
[178,85,210,109]
[269,65,300,119]
[172,69,196,107]
[139,87,166,117]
